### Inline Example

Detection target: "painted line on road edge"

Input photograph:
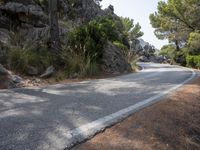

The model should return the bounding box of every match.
[64,67,196,150]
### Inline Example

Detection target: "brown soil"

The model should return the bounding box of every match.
[72,77,200,150]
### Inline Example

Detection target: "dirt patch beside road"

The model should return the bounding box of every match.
[72,77,200,150]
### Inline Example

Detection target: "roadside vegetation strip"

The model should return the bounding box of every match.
[64,67,196,149]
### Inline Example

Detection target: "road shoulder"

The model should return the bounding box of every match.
[72,76,200,150]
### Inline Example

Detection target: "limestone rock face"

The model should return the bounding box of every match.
[0,44,8,65]
[0,0,133,76]
[0,64,9,76]
[1,2,47,19]
[0,29,10,64]
[0,64,24,88]
[3,0,35,5]
[102,42,131,74]
[0,28,10,45]
[0,10,11,29]
[65,0,102,23]
[132,39,160,63]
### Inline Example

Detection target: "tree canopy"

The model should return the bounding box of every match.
[121,17,144,41]
[150,0,200,50]
[150,0,200,68]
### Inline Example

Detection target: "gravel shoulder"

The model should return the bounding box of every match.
[72,76,200,150]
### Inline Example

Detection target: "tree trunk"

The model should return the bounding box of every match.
[175,40,180,51]
[49,0,61,53]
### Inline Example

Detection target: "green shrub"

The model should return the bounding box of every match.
[67,20,106,64]
[113,41,128,51]
[62,16,135,77]
[8,46,52,73]
[174,49,188,66]
[62,51,100,78]
[82,56,100,77]
[186,55,200,69]
[159,44,176,59]
[188,32,200,55]
[160,45,189,66]
[68,16,125,59]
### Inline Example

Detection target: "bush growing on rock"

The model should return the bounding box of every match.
[62,16,133,77]
[62,17,120,77]
[0,0,141,80]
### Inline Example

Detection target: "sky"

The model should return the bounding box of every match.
[101,0,168,49]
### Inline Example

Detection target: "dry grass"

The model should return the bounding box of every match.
[72,77,200,150]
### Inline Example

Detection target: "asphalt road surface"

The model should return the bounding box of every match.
[0,63,196,150]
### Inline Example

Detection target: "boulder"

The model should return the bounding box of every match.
[1,2,47,18]
[10,75,23,83]
[40,66,55,78]
[0,64,25,89]
[139,56,149,62]
[0,64,9,76]
[26,66,39,76]
[0,64,9,89]
[102,42,131,74]
[8,74,24,88]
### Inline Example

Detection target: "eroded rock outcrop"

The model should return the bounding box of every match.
[0,64,9,75]
[0,0,133,79]
[0,64,24,88]
[0,2,48,26]
[102,42,131,74]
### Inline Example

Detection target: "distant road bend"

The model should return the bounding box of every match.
[0,63,196,150]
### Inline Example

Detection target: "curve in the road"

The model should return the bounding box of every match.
[0,63,196,150]
[64,63,196,149]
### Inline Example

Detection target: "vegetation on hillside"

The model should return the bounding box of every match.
[63,16,144,77]
[2,0,199,84]
[0,0,144,81]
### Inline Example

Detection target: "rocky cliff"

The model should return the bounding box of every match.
[0,0,131,87]
[131,38,165,63]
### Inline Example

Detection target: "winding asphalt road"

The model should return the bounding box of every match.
[0,63,196,150]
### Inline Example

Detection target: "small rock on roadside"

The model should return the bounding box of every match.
[10,75,23,83]
[40,66,54,78]
[26,66,39,76]
[22,78,41,87]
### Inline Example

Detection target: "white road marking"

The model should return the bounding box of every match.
[64,66,196,149]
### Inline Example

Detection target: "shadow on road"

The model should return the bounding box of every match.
[0,65,197,149]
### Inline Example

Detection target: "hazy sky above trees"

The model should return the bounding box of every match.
[101,0,168,49]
